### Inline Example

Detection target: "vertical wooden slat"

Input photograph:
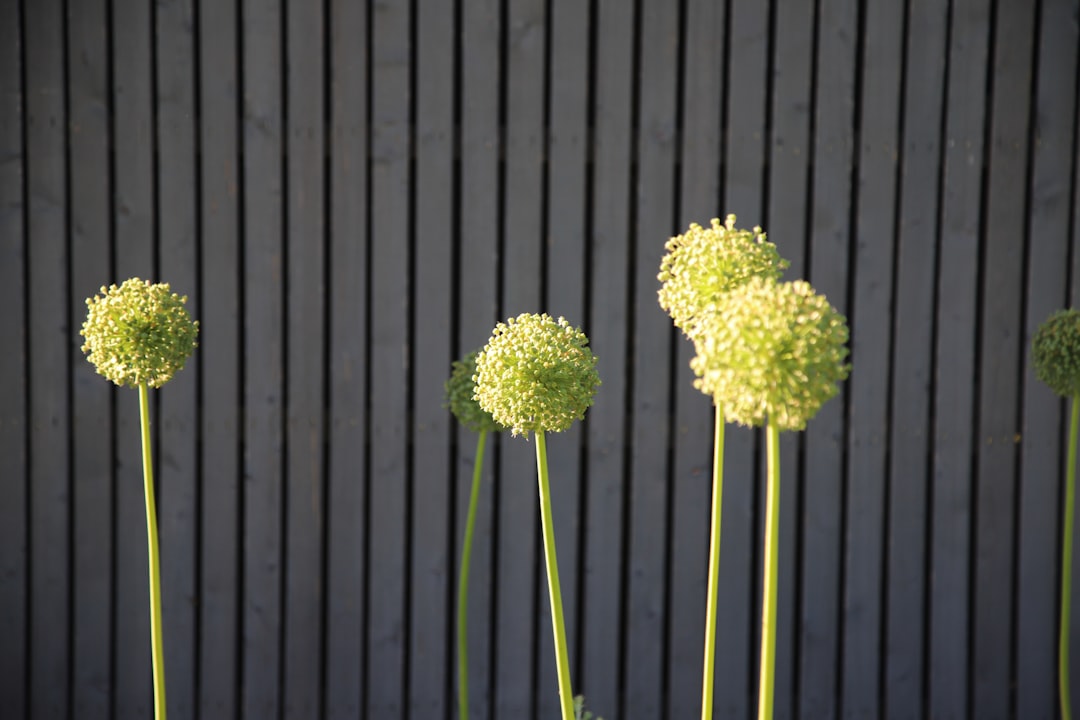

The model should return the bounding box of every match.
[972,0,1036,716]
[766,0,816,714]
[324,0,368,715]
[666,0,724,715]
[367,0,411,715]
[0,0,27,713]
[799,0,857,716]
[1016,1,1080,714]
[840,0,902,715]
[623,0,678,716]
[930,0,992,715]
[538,1,588,717]
[495,0,545,716]
[409,0,454,715]
[68,0,114,715]
[884,0,948,715]
[156,0,200,715]
[111,0,156,715]
[26,0,71,715]
[198,0,241,714]
[282,0,327,717]
[456,0,500,717]
[581,0,633,714]
[242,0,285,714]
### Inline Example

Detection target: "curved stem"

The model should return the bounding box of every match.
[701,403,725,720]
[458,429,488,720]
[1062,397,1078,720]
[139,382,167,720]
[535,431,575,720]
[757,419,780,720]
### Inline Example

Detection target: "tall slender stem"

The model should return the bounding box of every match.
[535,431,575,720]
[1062,396,1078,720]
[458,429,488,720]
[701,403,725,720]
[139,382,167,720]
[757,419,781,720]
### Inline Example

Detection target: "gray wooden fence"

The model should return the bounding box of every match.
[3,0,1080,717]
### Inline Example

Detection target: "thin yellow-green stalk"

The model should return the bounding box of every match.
[700,403,725,719]
[140,382,167,720]
[457,429,488,720]
[1062,397,1078,720]
[757,420,781,720]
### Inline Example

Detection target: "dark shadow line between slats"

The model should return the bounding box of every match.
[191,0,206,713]
[404,0,418,714]
[617,0,644,714]
[18,0,33,707]
[61,0,76,711]
[1011,1,1044,713]
[361,0,375,710]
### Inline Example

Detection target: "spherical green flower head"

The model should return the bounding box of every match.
[473,313,601,437]
[1033,308,1080,398]
[658,214,788,339]
[445,350,504,433]
[80,278,199,389]
[691,277,850,432]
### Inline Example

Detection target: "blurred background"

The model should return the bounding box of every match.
[2,0,1080,717]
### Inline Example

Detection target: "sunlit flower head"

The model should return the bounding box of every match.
[691,276,849,431]
[658,214,788,339]
[446,350,504,434]
[473,313,600,437]
[1033,308,1080,399]
[80,278,199,389]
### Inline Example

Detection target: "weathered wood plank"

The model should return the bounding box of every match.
[972,0,1036,716]
[0,0,27,713]
[68,0,114,715]
[580,0,633,714]
[929,0,991,715]
[1015,1,1079,715]
[667,0,724,715]
[495,0,545,715]
[409,0,455,715]
[197,0,241,714]
[241,0,286,714]
[367,0,411,715]
[841,0,902,715]
[799,0,857,715]
[26,0,72,714]
[111,0,156,715]
[156,0,201,715]
[538,0,589,716]
[456,0,501,717]
[324,0,369,716]
[883,0,948,715]
[282,0,327,716]
[623,0,678,716]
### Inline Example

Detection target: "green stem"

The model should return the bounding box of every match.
[701,403,725,720]
[458,429,488,720]
[535,431,575,720]
[139,382,167,720]
[1062,396,1078,720]
[757,419,780,720]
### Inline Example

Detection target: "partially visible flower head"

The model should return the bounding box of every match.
[474,313,600,437]
[691,276,850,431]
[1033,308,1080,398]
[446,350,504,434]
[658,214,788,339]
[80,278,199,389]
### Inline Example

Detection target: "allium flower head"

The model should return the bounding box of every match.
[691,276,849,431]
[446,350,504,433]
[473,313,600,437]
[658,214,788,339]
[80,278,199,389]
[1033,309,1080,398]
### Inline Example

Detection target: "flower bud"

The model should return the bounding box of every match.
[1033,308,1080,399]
[474,313,600,437]
[446,350,504,433]
[80,278,199,389]
[691,276,849,431]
